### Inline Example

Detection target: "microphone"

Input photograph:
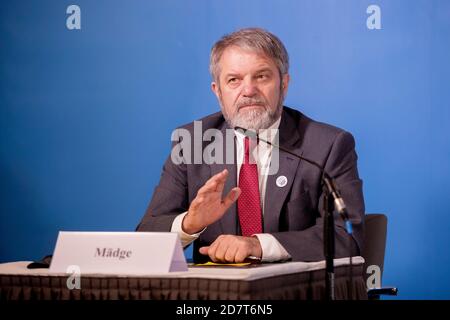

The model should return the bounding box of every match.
[234,126,352,233]
[235,125,355,300]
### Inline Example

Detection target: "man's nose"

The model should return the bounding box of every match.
[242,79,258,97]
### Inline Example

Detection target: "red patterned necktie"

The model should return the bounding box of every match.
[237,137,263,236]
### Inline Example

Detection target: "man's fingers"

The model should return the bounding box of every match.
[204,238,220,262]
[206,169,228,187]
[235,247,250,263]
[224,245,239,263]
[214,170,228,193]
[198,169,228,194]
[222,187,241,208]
[200,236,224,262]
[214,239,229,262]
[200,236,253,263]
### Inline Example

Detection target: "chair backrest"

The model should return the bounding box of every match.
[362,213,388,284]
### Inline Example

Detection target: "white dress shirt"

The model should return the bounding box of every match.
[171,117,291,262]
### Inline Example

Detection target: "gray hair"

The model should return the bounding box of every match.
[209,28,289,83]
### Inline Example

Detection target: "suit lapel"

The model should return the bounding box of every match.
[263,109,303,233]
[209,123,238,235]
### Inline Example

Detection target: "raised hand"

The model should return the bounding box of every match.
[182,169,241,234]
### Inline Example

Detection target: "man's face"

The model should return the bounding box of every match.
[211,46,290,131]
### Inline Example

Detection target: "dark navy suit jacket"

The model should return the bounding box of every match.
[137,106,365,263]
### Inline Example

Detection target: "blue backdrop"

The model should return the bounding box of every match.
[1,0,449,299]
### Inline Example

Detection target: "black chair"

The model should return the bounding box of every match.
[362,213,398,299]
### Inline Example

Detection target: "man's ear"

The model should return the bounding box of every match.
[281,74,290,97]
[211,81,220,99]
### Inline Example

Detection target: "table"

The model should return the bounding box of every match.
[0,257,367,300]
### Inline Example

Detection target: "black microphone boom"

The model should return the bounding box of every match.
[234,126,352,228]
[234,125,354,300]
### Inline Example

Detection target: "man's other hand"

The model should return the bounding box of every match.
[199,235,263,263]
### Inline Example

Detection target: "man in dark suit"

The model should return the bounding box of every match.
[137,28,365,264]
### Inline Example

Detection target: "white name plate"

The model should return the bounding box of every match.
[49,232,188,275]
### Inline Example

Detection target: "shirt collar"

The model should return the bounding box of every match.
[234,116,281,144]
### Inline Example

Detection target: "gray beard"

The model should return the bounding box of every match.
[218,84,285,131]
[224,106,281,131]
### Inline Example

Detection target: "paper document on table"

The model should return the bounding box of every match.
[193,261,251,267]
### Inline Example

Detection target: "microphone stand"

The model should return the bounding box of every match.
[322,173,354,300]
[234,126,354,301]
[322,182,335,300]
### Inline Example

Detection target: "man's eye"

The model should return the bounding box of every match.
[257,74,267,80]
[228,78,237,83]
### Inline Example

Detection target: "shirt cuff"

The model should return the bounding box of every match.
[171,212,206,248]
[253,233,292,262]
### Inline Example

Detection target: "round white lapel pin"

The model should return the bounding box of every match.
[276,175,288,188]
